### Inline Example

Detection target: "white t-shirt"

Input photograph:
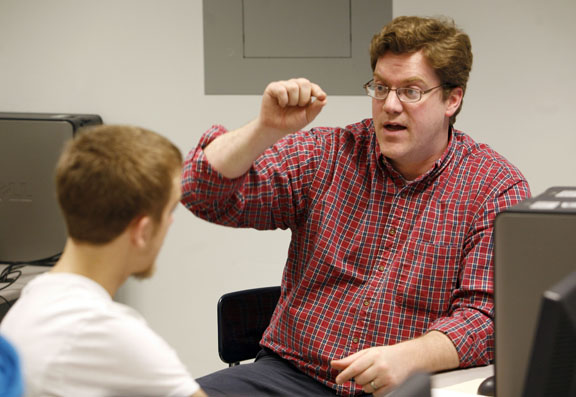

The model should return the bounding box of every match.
[1,272,200,397]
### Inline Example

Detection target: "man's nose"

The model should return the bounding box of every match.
[382,90,403,113]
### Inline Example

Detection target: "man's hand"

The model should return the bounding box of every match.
[331,331,460,395]
[257,78,327,140]
[331,344,414,395]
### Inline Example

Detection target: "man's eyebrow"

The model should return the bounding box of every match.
[403,77,426,84]
[373,74,426,85]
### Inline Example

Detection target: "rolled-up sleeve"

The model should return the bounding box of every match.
[181,125,250,225]
[181,124,325,230]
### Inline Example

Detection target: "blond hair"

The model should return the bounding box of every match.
[55,125,182,244]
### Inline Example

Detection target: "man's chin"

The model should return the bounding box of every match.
[133,264,156,280]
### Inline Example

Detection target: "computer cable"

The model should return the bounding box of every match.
[0,253,60,292]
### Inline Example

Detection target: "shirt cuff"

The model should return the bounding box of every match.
[428,310,493,368]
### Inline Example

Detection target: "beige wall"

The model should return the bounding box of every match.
[1,0,574,378]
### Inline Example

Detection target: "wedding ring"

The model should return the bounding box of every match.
[370,380,378,390]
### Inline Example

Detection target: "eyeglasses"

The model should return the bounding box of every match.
[363,79,445,103]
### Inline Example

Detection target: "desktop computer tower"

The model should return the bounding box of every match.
[494,186,576,396]
[0,112,102,264]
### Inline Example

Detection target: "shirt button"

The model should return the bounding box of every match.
[352,337,359,344]
[363,299,370,306]
[378,265,385,272]
[389,227,397,236]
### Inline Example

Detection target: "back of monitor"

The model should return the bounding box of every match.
[494,187,576,396]
[0,113,101,263]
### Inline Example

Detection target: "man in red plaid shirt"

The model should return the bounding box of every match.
[182,16,530,396]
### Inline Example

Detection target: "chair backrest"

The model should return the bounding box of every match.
[217,286,281,366]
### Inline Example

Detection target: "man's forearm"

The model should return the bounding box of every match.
[203,119,279,179]
[402,330,460,373]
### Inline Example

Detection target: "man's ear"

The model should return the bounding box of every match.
[130,215,153,249]
[445,87,464,118]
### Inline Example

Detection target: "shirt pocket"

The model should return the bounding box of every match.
[394,241,461,316]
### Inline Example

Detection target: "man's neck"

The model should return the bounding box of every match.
[51,238,131,297]
[387,126,452,181]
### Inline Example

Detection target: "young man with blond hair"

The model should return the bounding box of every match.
[2,125,207,397]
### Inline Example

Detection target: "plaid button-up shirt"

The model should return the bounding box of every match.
[182,119,530,396]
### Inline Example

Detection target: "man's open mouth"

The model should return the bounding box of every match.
[384,123,407,132]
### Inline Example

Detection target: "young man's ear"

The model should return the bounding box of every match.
[130,215,154,248]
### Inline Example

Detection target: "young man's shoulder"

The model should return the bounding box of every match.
[2,272,144,341]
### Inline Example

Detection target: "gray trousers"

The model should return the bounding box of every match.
[196,348,371,397]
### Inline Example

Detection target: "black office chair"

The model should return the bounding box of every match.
[217,286,281,366]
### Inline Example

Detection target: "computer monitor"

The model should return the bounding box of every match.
[494,186,576,396]
[0,112,102,264]
[522,270,576,396]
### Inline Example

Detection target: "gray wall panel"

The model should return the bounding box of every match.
[203,0,393,95]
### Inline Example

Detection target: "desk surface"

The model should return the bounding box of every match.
[432,365,493,396]
[0,265,50,319]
